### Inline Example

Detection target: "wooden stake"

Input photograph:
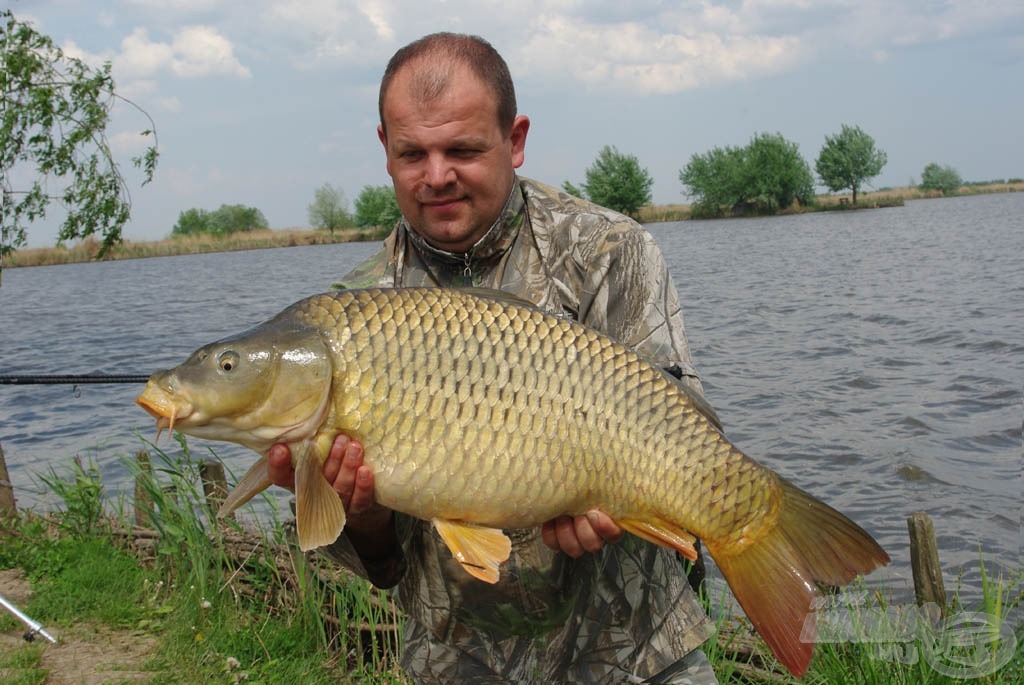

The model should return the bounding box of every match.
[134,450,153,528]
[200,460,232,521]
[0,440,17,516]
[907,511,947,616]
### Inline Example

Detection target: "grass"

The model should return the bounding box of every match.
[4,225,390,268]
[2,443,1022,683]
[0,442,405,684]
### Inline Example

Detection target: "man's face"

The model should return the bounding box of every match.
[378,64,529,253]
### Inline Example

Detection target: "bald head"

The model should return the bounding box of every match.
[378,32,517,135]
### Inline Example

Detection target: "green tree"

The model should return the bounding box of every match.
[815,124,887,204]
[744,132,815,211]
[353,184,401,228]
[580,145,653,218]
[1,10,158,268]
[561,181,584,199]
[170,208,210,236]
[919,163,963,195]
[679,145,748,217]
[171,204,266,237]
[208,204,267,235]
[308,183,352,235]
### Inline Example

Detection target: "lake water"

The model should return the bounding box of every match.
[2,193,1021,604]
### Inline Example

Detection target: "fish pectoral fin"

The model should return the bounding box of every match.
[617,517,699,561]
[293,441,346,552]
[432,519,512,584]
[219,456,274,518]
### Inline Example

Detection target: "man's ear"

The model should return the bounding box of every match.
[378,124,392,176]
[509,115,530,169]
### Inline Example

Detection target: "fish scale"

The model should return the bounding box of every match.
[137,286,889,676]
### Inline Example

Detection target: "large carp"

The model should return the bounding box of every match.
[137,287,889,676]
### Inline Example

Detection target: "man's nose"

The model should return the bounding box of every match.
[424,153,456,188]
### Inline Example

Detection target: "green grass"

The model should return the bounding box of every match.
[0,643,47,685]
[0,442,405,683]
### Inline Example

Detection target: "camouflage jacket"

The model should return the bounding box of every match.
[323,177,716,683]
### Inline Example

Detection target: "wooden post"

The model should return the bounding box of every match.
[907,511,947,615]
[0,440,17,516]
[200,460,232,521]
[134,450,153,528]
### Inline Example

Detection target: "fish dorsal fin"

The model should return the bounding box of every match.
[432,519,512,584]
[293,440,346,551]
[617,517,699,561]
[219,455,274,518]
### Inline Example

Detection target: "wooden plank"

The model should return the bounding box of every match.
[0,440,16,515]
[907,511,947,615]
[134,450,153,527]
[200,459,232,521]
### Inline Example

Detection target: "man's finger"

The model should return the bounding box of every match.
[266,443,295,490]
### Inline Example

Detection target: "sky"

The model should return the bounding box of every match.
[9,0,1024,247]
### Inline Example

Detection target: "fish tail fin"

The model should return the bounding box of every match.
[707,478,890,677]
[219,456,274,518]
[293,443,346,551]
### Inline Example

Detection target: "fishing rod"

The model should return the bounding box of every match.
[0,374,149,384]
[0,591,58,643]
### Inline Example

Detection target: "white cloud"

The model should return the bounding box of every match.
[517,16,803,95]
[263,0,397,66]
[64,25,249,80]
[170,26,251,78]
[119,28,175,78]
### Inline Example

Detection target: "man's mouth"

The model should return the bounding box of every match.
[421,195,464,210]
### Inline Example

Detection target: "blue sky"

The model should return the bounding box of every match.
[10,0,1024,246]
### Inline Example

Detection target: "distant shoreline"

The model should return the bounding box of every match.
[5,182,1019,269]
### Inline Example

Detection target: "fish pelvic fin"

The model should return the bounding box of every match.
[706,477,890,677]
[293,441,346,551]
[219,456,274,518]
[432,519,512,584]
[617,517,698,561]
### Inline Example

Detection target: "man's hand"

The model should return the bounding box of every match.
[267,435,393,547]
[541,511,623,558]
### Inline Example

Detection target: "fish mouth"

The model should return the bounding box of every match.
[136,382,194,437]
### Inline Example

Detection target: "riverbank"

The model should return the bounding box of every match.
[3,226,390,269]
[6,182,1020,270]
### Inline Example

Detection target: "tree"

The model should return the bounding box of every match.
[171,208,210,236]
[353,184,401,228]
[171,204,267,237]
[1,10,158,267]
[919,163,963,195]
[815,124,887,204]
[208,204,267,235]
[561,181,584,199]
[580,145,653,218]
[308,183,352,236]
[679,144,748,217]
[743,133,815,211]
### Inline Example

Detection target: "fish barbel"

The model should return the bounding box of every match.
[136,287,889,675]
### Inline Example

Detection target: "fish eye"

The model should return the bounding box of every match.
[218,351,240,373]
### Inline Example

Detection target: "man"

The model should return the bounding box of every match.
[269,32,718,683]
